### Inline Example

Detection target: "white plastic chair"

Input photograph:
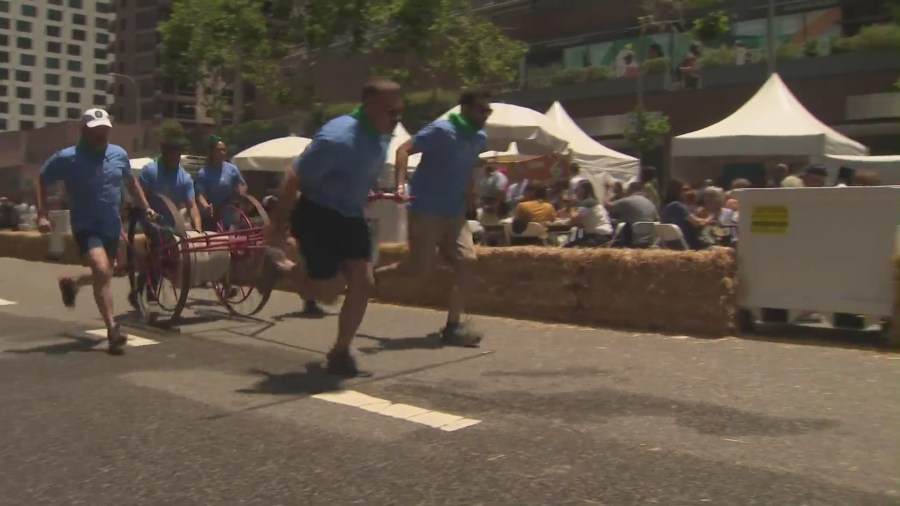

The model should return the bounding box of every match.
[654,223,690,250]
[632,221,659,248]
[504,221,549,246]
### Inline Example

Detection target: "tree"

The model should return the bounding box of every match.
[624,107,670,159]
[158,0,277,129]
[152,119,191,149]
[372,0,528,90]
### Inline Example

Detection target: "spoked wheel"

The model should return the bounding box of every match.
[127,194,192,326]
[211,194,271,316]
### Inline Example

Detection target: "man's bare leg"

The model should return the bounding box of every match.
[83,247,116,331]
[446,258,474,325]
[324,260,374,377]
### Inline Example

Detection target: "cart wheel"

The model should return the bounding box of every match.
[211,194,272,316]
[127,194,191,326]
[736,309,756,335]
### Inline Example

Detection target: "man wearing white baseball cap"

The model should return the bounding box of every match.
[35,108,156,354]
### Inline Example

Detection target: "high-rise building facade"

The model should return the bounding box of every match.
[0,0,115,132]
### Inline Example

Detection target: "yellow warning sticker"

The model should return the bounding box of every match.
[750,205,789,234]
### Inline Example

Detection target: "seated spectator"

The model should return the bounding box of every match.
[639,166,660,208]
[724,178,751,211]
[835,166,855,187]
[477,192,510,225]
[660,180,707,250]
[565,180,613,247]
[801,164,828,187]
[696,186,736,247]
[607,183,658,247]
[514,181,557,225]
[852,170,881,186]
[479,165,508,200]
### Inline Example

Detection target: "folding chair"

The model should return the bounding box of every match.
[605,221,626,248]
[632,221,659,248]
[654,223,690,250]
[505,221,549,246]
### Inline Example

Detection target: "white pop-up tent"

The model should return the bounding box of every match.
[232,135,313,173]
[671,73,869,182]
[544,101,639,185]
[812,154,900,185]
[441,103,568,154]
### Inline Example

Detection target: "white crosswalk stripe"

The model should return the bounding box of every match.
[312,390,481,432]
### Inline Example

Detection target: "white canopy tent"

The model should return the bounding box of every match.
[671,73,869,182]
[232,135,313,173]
[812,154,900,185]
[544,102,639,182]
[479,142,521,159]
[441,103,568,154]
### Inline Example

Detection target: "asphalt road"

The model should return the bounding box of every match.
[0,257,898,505]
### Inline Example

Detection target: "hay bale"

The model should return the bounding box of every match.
[893,256,900,344]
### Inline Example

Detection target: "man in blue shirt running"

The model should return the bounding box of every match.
[35,108,156,354]
[263,79,402,377]
[377,90,492,347]
[195,135,247,231]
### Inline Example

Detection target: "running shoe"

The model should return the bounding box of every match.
[58,278,77,308]
[107,323,127,355]
[301,299,327,317]
[325,348,369,378]
[441,320,483,348]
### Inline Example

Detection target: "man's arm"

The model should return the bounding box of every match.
[268,168,300,246]
[180,175,202,231]
[394,139,421,197]
[124,176,154,218]
[195,170,213,213]
[35,152,65,231]
[233,166,248,196]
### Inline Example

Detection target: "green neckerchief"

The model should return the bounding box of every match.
[349,105,380,136]
[448,112,477,134]
[76,139,107,155]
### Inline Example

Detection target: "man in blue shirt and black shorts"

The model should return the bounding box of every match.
[35,108,156,354]
[376,90,492,347]
[263,79,403,377]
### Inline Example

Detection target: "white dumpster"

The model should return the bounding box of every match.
[47,210,71,259]
[735,186,900,339]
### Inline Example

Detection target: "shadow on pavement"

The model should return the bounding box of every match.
[272,310,334,321]
[237,364,343,396]
[741,323,894,353]
[355,332,443,355]
[4,333,100,356]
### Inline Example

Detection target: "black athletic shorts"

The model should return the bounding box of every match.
[290,196,371,280]
[73,230,119,260]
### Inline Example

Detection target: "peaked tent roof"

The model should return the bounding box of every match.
[672,73,868,157]
[232,135,313,173]
[441,103,568,154]
[545,102,639,179]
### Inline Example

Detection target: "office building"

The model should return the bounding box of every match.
[0,0,115,132]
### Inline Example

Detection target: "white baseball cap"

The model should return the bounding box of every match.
[81,108,113,129]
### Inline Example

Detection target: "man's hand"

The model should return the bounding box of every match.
[395,184,411,202]
[144,207,158,221]
[37,217,51,234]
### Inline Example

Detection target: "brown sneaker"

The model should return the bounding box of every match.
[107,323,128,355]
[325,348,370,378]
[441,321,483,348]
[58,278,78,308]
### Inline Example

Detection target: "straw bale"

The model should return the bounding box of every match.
[893,256,900,344]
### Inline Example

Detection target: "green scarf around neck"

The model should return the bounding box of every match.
[448,112,477,133]
[349,105,380,136]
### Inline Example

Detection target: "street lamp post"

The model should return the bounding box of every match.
[108,72,141,125]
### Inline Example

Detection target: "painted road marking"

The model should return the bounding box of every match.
[312,390,481,432]
[86,329,160,350]
[0,298,17,306]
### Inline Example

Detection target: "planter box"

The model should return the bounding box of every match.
[500,73,670,107]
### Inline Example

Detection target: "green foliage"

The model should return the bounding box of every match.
[153,119,190,147]
[372,0,528,89]
[550,66,611,86]
[691,10,730,44]
[624,107,670,157]
[697,45,735,68]
[804,39,819,57]
[641,57,669,75]
[776,43,804,60]
[158,0,277,127]
[895,77,900,91]
[830,23,900,54]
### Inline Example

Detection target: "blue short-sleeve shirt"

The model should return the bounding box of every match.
[139,160,195,210]
[292,114,390,218]
[195,161,246,208]
[408,118,487,218]
[39,143,132,238]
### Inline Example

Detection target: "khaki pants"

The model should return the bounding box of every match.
[407,210,476,272]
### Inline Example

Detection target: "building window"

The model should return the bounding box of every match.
[67,44,81,56]
[16,20,32,31]
[0,1,8,12]
[21,4,37,16]
[0,34,7,46]
[67,60,82,72]
[94,48,106,59]
[135,12,157,30]
[0,102,7,113]
[20,54,36,66]
[16,37,32,50]
[16,87,31,99]
[97,1,110,13]
[71,76,86,88]
[0,119,6,130]
[73,13,86,25]
[46,90,61,101]
[46,25,61,37]
[67,108,81,119]
[0,85,6,96]
[0,52,7,63]
[19,103,35,116]
[69,0,83,8]
[94,95,107,106]
[95,17,108,29]
[46,74,61,86]
[66,92,80,104]
[48,9,63,21]
[14,70,29,82]
[45,106,60,118]
[94,79,107,91]
[96,32,109,44]
[21,121,36,131]
[136,56,155,73]
[72,29,87,41]
[0,18,8,29]
[95,63,107,74]
[50,0,62,4]
[0,69,7,80]
[47,41,62,53]
[46,57,61,69]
